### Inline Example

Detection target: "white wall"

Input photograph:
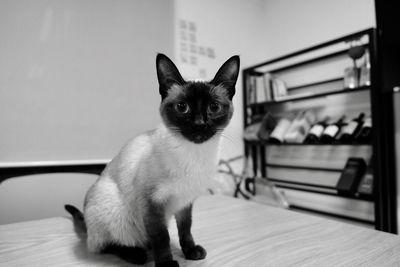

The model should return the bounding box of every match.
[263,0,376,58]
[173,0,269,162]
[0,0,174,224]
[0,0,174,162]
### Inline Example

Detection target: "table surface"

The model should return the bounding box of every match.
[1,195,400,267]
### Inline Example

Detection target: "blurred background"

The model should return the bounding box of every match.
[1,0,398,233]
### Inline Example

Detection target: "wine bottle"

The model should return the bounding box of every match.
[304,116,330,144]
[268,114,294,144]
[354,116,372,143]
[336,113,365,143]
[284,111,316,143]
[320,115,346,144]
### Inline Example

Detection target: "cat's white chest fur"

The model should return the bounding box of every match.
[151,125,220,215]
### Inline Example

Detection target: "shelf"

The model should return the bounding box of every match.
[248,85,370,107]
[263,45,368,74]
[244,140,371,146]
[269,177,336,189]
[241,29,395,231]
[287,77,344,91]
[267,49,348,74]
[266,163,341,172]
[275,183,373,202]
[289,205,375,225]
[243,29,373,72]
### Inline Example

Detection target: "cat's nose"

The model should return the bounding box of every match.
[194,115,205,125]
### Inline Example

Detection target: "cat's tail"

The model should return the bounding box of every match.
[64,204,87,233]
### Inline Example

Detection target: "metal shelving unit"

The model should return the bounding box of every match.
[242,28,397,233]
[248,85,370,107]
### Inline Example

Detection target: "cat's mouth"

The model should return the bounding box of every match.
[192,134,209,144]
[165,124,219,144]
[173,128,217,144]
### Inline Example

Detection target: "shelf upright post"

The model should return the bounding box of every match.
[242,69,250,159]
[370,28,398,233]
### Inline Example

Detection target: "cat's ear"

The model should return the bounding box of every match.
[156,53,185,99]
[211,55,240,99]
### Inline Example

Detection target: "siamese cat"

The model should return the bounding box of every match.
[65,53,239,267]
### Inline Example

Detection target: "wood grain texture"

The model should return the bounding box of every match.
[1,195,400,267]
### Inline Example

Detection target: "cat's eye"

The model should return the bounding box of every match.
[208,102,222,113]
[174,102,189,113]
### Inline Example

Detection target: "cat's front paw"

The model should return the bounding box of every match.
[182,245,207,260]
[155,260,179,267]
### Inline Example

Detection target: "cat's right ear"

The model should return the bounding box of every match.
[156,53,185,100]
[211,55,240,100]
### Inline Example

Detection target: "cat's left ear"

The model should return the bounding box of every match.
[211,55,240,99]
[156,53,185,100]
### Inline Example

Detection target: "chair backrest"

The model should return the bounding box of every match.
[0,161,106,224]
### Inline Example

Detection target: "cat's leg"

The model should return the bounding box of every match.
[175,204,207,260]
[101,244,147,265]
[144,200,179,267]
[86,227,109,253]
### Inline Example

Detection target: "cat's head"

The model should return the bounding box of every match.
[156,53,239,144]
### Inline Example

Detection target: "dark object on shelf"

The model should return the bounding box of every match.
[257,112,277,140]
[336,113,365,143]
[358,158,373,196]
[348,43,366,61]
[336,158,367,195]
[354,116,372,143]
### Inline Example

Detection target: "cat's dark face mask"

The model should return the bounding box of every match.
[156,54,240,144]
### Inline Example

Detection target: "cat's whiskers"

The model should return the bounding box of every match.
[219,132,242,151]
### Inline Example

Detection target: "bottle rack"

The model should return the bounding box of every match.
[242,28,397,232]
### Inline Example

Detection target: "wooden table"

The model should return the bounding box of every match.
[1,195,400,267]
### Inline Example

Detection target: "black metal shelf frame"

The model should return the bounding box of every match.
[288,77,344,91]
[244,139,371,146]
[289,205,375,226]
[266,163,342,172]
[242,28,397,233]
[274,183,373,202]
[269,177,336,190]
[261,44,368,75]
[248,85,370,107]
[246,29,372,71]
